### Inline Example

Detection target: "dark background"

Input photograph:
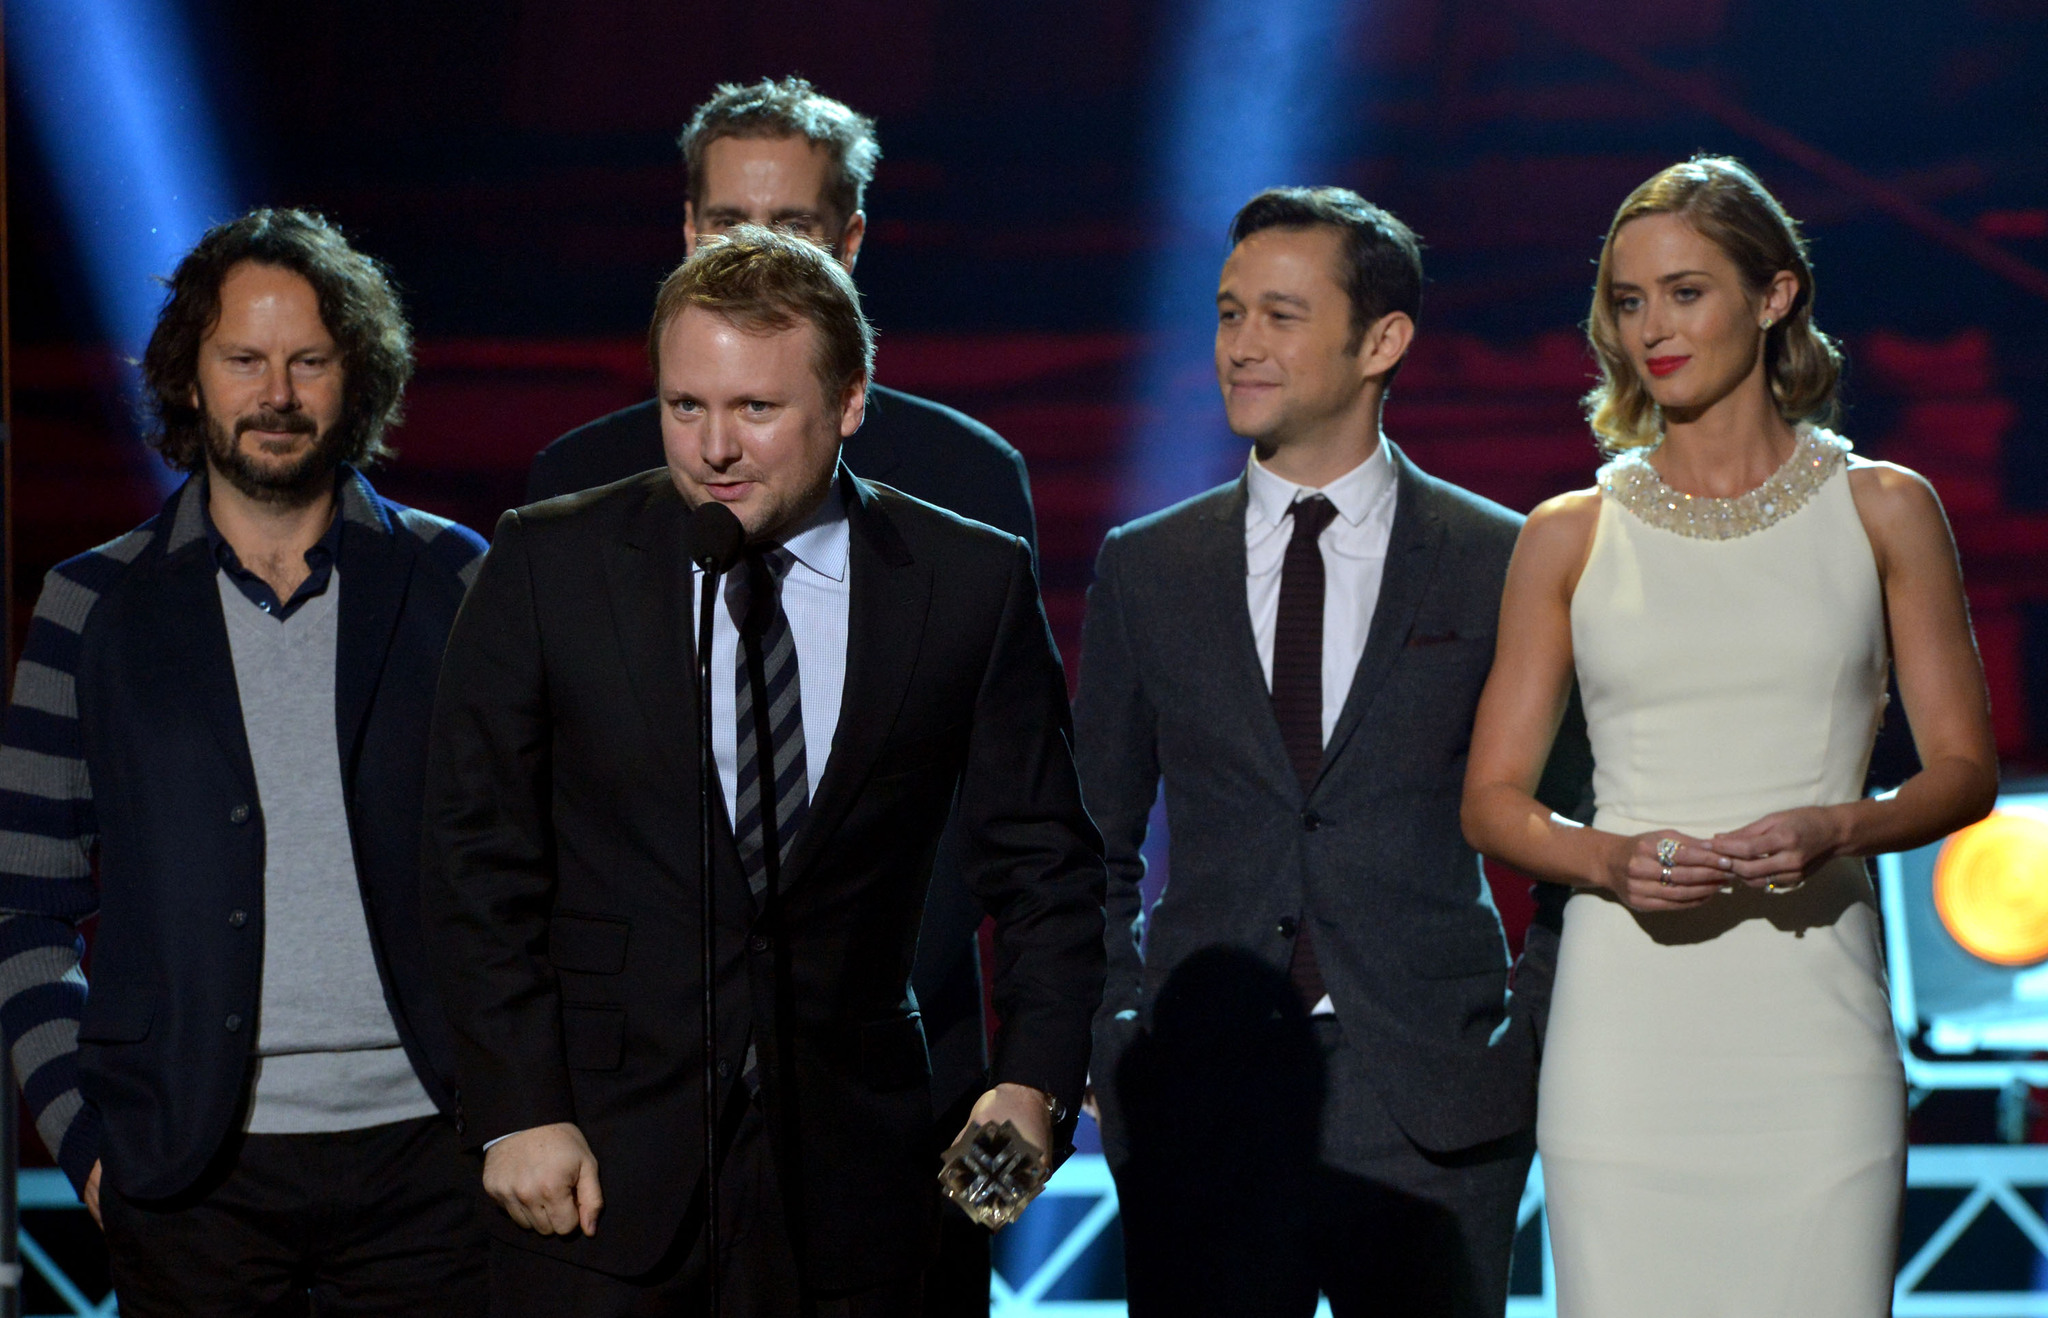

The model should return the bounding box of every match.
[5,0,2047,1126]
[6,1,2048,1302]
[13,0,2048,988]
[12,0,2048,961]
[14,0,2048,746]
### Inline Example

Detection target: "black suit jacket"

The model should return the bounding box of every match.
[526,387,1037,1120]
[423,468,1104,1286]
[1074,443,1590,1166]
[66,471,485,1199]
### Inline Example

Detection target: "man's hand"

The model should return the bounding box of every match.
[82,1160,102,1229]
[956,1083,1055,1164]
[482,1123,603,1237]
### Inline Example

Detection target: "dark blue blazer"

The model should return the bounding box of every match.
[64,471,485,1199]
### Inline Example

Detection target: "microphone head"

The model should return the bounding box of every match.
[690,501,746,573]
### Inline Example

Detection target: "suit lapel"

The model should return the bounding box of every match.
[1317,441,1444,783]
[604,475,699,784]
[777,469,930,889]
[333,473,415,784]
[147,482,259,798]
[1194,480,1301,801]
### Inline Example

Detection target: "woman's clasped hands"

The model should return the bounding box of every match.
[1600,806,1849,912]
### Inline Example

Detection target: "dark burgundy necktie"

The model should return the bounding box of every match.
[1272,495,1338,1010]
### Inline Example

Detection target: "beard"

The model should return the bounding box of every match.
[203,406,351,507]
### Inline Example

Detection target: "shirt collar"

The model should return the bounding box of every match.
[768,482,851,584]
[199,471,346,573]
[1244,439,1396,531]
[198,470,346,621]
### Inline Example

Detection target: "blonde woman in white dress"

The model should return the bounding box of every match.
[1460,156,1998,1318]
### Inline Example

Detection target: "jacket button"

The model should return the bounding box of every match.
[224,1014,244,1033]
[748,935,769,953]
[1277,916,1299,938]
[227,909,248,929]
[717,1059,732,1079]
[229,804,251,825]
[1301,811,1321,832]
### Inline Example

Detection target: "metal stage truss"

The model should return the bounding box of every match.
[9,1148,2048,1314]
[977,1148,2048,1318]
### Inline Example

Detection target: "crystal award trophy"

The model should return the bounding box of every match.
[937,1120,1050,1231]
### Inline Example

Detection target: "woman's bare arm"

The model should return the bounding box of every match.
[1462,491,1731,910]
[1713,462,1997,881]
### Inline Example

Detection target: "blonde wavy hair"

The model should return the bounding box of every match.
[1584,156,1842,453]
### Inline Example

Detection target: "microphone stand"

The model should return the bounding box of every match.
[696,562,723,1313]
[690,502,743,1312]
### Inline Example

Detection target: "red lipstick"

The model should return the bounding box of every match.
[1646,356,1689,378]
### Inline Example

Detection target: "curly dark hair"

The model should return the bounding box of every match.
[140,208,413,472]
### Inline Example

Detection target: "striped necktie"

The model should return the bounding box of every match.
[728,547,809,905]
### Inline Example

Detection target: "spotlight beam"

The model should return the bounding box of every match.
[1122,0,1360,521]
[11,0,238,488]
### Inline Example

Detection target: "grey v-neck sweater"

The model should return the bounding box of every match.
[218,571,437,1133]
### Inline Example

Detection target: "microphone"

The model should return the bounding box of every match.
[691,501,746,573]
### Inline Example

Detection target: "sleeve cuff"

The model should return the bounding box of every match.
[55,1103,102,1200]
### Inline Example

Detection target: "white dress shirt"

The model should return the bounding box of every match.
[1245,442,1398,1019]
[691,489,853,826]
[1244,441,1399,746]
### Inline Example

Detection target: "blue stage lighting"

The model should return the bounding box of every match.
[11,0,237,486]
[1122,0,1359,521]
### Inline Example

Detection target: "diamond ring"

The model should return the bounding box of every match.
[1655,837,1680,867]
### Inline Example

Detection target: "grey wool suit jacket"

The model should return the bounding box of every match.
[1075,441,1589,1164]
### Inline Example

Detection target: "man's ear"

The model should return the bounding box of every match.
[683,201,699,258]
[839,376,868,438]
[1359,311,1415,383]
[838,211,867,271]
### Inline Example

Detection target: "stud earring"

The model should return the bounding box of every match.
[1760,317,1775,331]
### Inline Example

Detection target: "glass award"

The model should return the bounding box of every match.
[937,1120,1049,1231]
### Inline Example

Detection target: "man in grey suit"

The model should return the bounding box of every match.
[1075,187,1589,1316]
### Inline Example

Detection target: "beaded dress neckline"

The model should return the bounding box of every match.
[1597,425,1851,541]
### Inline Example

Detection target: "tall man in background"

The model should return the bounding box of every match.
[526,76,1034,1312]
[0,209,489,1312]
[1075,188,1589,1316]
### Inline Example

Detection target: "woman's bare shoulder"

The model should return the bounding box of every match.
[1522,487,1603,546]
[1845,455,1957,578]
[1511,487,1604,599]
[1845,456,1947,529]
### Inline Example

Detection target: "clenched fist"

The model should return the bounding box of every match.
[483,1123,603,1237]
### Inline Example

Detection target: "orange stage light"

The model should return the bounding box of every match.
[1932,810,2048,967]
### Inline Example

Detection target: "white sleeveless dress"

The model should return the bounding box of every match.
[1539,427,1906,1318]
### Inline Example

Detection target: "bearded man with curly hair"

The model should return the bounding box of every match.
[0,208,491,1314]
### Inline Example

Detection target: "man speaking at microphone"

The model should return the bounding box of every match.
[423,225,1105,1316]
